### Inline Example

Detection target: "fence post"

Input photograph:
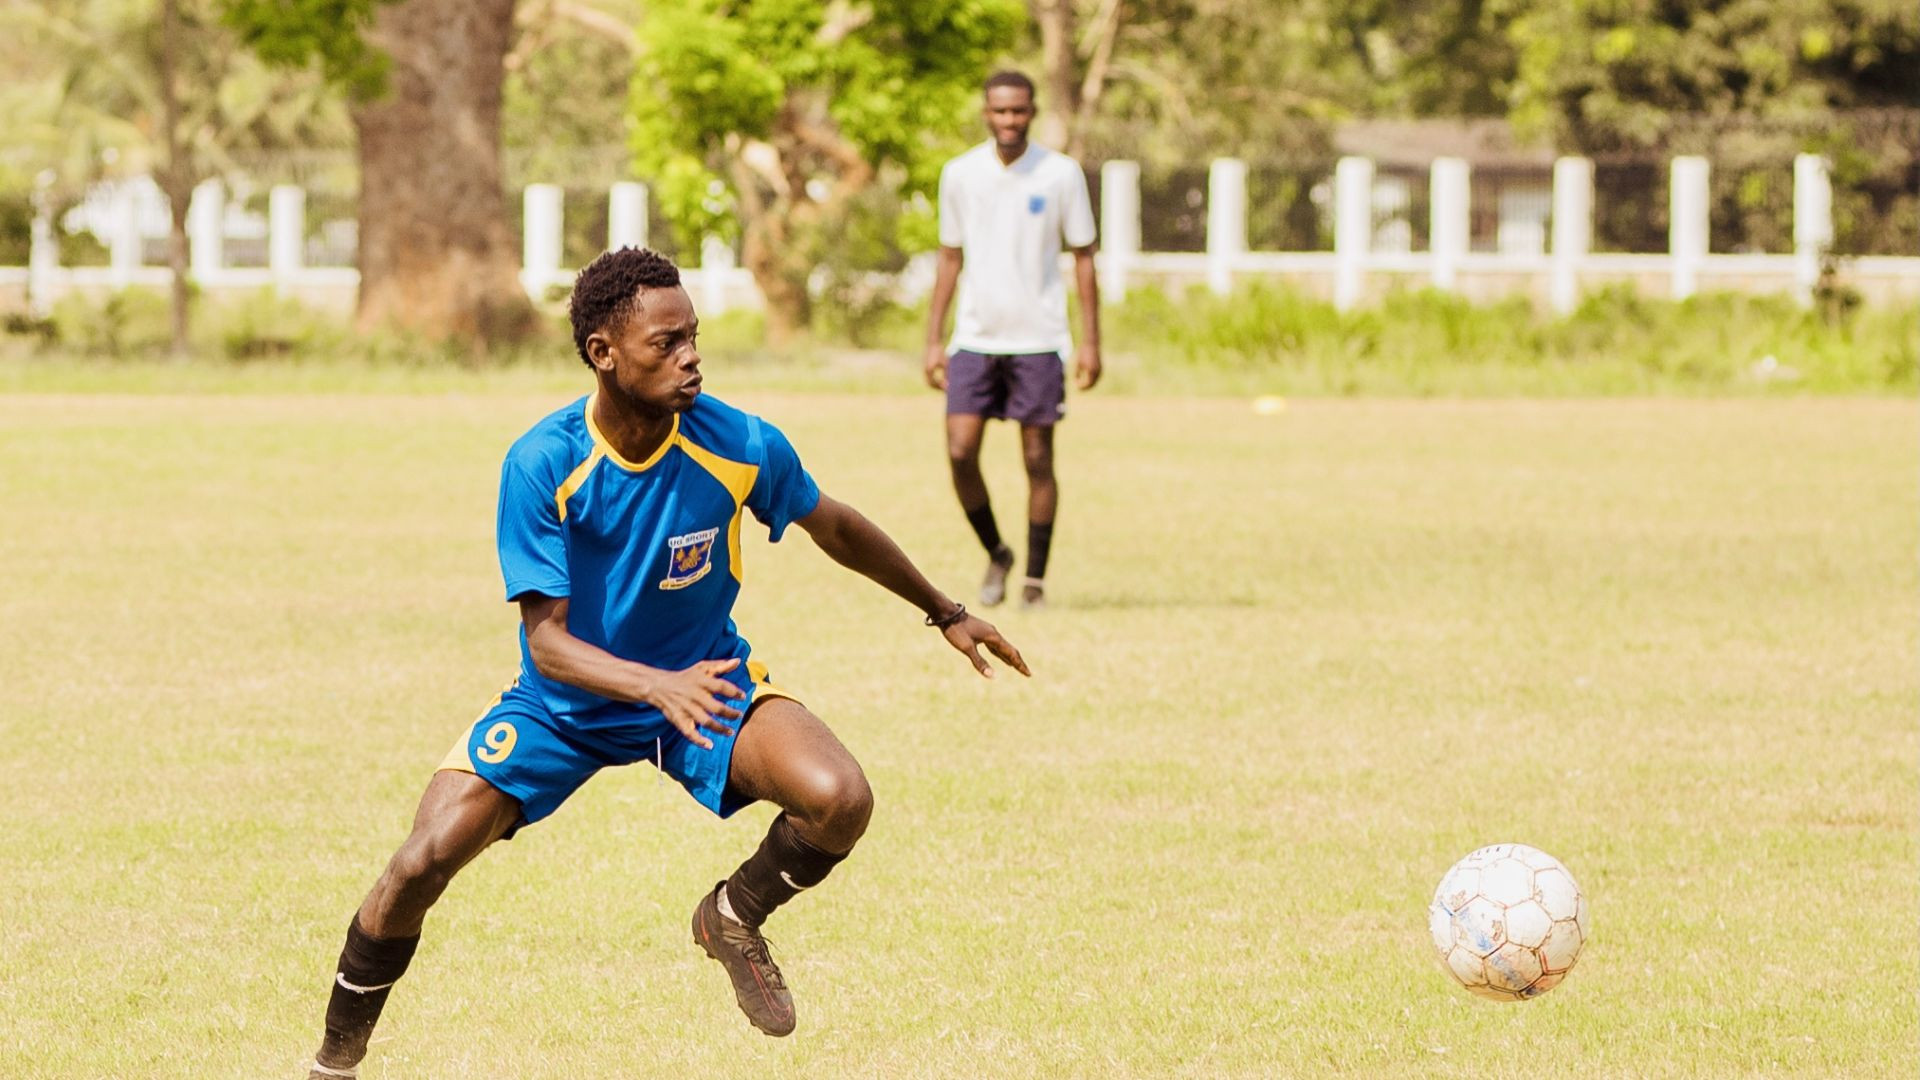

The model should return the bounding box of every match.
[1206,157,1247,296]
[109,181,142,288]
[188,179,225,282]
[1550,156,1593,315]
[269,184,306,291]
[1669,156,1708,301]
[1334,156,1373,311]
[1430,157,1469,291]
[699,234,734,315]
[28,170,57,317]
[1099,160,1139,301]
[1793,154,1832,308]
[609,181,649,251]
[522,183,563,295]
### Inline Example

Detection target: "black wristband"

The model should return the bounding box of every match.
[925,602,968,630]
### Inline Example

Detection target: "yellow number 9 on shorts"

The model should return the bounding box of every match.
[476,721,518,763]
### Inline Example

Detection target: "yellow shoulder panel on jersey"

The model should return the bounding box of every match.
[673,434,760,584]
[553,446,605,523]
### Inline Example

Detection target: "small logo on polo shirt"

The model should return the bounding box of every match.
[660,527,719,589]
[1028,194,1046,214]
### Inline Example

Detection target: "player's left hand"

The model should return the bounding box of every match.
[941,615,1030,679]
[1074,343,1102,390]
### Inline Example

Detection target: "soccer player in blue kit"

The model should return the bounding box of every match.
[308,248,1027,1077]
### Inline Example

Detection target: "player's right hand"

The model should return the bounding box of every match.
[923,343,949,390]
[644,658,746,750]
[941,615,1031,680]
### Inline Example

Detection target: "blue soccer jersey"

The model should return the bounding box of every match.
[496,392,821,720]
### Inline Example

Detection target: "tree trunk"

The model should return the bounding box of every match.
[1073,0,1126,160]
[353,0,537,346]
[157,0,191,358]
[1031,0,1080,151]
[164,187,192,357]
[739,218,812,348]
[1029,0,1126,159]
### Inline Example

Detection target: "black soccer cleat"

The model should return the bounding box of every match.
[693,882,796,1037]
[979,545,1016,607]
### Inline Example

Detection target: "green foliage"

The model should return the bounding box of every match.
[220,0,393,99]
[1509,0,1920,150]
[48,289,177,356]
[1102,280,1919,395]
[630,0,1028,191]
[813,181,924,347]
[503,23,637,186]
[29,287,565,363]
[3,0,349,189]
[207,289,355,359]
[1063,1,1918,173]
[18,278,1915,399]
[630,0,1022,332]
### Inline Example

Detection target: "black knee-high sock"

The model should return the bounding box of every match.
[724,814,848,929]
[318,917,420,1069]
[1026,521,1054,582]
[964,503,1007,556]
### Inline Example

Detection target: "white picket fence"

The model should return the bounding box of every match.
[3,154,1916,317]
[1105,154,1919,310]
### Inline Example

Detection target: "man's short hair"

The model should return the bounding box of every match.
[569,247,681,366]
[984,70,1035,99]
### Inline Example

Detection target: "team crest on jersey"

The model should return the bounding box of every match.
[1028,194,1046,215]
[660,527,719,590]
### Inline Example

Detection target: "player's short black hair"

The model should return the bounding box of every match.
[984,70,1035,99]
[569,247,682,366]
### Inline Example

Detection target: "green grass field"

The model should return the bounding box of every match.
[2,380,1914,1078]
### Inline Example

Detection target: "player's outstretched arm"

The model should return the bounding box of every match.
[519,594,744,749]
[795,494,1030,679]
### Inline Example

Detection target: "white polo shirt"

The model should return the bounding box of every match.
[938,141,1097,357]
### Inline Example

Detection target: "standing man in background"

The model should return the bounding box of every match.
[924,70,1101,610]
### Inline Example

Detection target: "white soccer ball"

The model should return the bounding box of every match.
[1428,843,1588,1001]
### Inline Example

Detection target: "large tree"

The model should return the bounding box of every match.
[631,0,1023,344]
[229,0,539,345]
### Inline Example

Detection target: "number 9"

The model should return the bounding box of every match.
[476,721,518,764]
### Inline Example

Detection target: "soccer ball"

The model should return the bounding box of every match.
[1428,843,1588,1000]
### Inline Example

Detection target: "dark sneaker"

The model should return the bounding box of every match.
[979,545,1016,607]
[693,883,796,1037]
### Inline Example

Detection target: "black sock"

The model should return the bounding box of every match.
[964,503,1007,557]
[319,917,420,1069]
[1026,521,1054,582]
[723,814,848,929]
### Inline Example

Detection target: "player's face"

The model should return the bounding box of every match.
[983,86,1035,150]
[593,284,703,413]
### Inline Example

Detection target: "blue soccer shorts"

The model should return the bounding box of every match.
[436,660,798,829]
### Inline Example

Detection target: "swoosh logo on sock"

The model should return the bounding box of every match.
[336,971,396,994]
[780,871,810,891]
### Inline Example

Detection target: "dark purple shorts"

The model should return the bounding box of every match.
[944,350,1066,426]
